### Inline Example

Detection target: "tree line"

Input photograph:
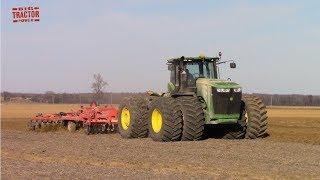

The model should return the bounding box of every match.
[253,93,320,106]
[1,91,320,106]
[1,91,143,104]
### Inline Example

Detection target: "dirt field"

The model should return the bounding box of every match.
[1,104,320,179]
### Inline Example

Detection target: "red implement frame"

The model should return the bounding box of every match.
[29,102,118,134]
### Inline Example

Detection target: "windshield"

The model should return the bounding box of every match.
[185,61,215,78]
[185,61,216,86]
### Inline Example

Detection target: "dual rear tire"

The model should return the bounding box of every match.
[118,97,149,138]
[148,97,182,141]
[118,96,204,142]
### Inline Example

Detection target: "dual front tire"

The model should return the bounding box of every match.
[222,95,268,139]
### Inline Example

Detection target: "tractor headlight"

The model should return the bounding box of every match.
[216,88,230,93]
[233,88,242,92]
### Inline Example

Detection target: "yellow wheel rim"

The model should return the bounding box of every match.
[151,108,163,133]
[121,107,130,130]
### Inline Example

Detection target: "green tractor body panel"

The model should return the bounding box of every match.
[196,78,242,124]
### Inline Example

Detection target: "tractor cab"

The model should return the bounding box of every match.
[167,55,242,123]
[167,55,237,95]
[167,56,220,95]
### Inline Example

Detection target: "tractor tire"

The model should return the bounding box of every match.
[148,97,183,142]
[67,121,76,132]
[118,96,149,138]
[221,96,268,139]
[176,96,205,141]
[242,96,268,138]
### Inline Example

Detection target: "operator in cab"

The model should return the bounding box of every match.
[185,68,196,86]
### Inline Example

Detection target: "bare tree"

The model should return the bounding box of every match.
[45,91,55,104]
[2,91,12,101]
[91,73,108,103]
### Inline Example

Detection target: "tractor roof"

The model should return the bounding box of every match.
[167,56,219,63]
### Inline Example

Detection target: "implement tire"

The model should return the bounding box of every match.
[67,121,76,132]
[27,120,35,131]
[118,96,149,138]
[148,97,183,142]
[176,96,205,141]
[34,121,41,131]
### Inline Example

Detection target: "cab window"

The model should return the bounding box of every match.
[185,63,200,86]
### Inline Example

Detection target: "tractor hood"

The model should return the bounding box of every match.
[196,78,241,89]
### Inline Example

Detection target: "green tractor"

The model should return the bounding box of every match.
[118,54,268,141]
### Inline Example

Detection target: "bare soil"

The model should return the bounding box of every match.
[1,106,320,179]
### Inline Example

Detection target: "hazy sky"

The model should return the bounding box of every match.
[1,1,320,94]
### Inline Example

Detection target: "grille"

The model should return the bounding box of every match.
[212,88,242,114]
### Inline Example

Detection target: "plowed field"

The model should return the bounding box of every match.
[1,104,320,179]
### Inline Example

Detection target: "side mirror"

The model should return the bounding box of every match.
[230,62,236,68]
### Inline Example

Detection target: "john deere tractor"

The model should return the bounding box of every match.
[118,54,268,141]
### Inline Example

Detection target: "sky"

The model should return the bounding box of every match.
[1,0,320,95]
